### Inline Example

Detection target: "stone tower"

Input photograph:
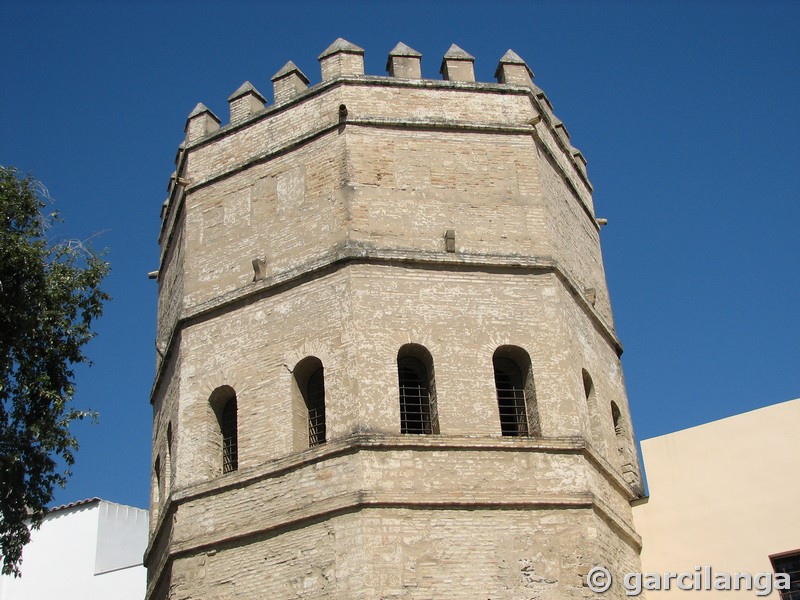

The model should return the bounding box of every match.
[145,39,645,599]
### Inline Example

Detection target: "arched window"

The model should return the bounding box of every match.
[153,454,162,505]
[610,401,631,476]
[221,398,238,473]
[611,401,623,437]
[582,370,594,405]
[493,346,539,436]
[493,358,528,436]
[293,357,327,449]
[165,422,173,491]
[581,368,599,444]
[210,386,238,474]
[397,344,438,434]
[307,369,326,446]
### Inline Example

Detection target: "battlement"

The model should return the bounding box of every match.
[175,38,589,190]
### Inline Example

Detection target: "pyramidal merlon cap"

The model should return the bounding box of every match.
[443,44,475,61]
[187,102,217,120]
[318,38,365,60]
[495,49,534,79]
[499,49,526,65]
[228,81,266,103]
[389,42,422,58]
[271,60,310,84]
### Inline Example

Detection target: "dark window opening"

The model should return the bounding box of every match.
[293,357,327,450]
[307,368,326,447]
[165,421,173,491]
[398,354,437,434]
[153,455,161,502]
[611,401,623,436]
[221,397,238,473]
[582,370,594,404]
[493,357,529,436]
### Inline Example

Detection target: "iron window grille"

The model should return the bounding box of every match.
[493,357,529,436]
[398,356,437,434]
[307,368,326,447]
[221,398,238,473]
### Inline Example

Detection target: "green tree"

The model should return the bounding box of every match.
[0,167,109,576]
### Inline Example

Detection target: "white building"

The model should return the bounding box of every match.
[0,498,148,600]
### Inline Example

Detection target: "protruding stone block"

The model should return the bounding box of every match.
[494,49,534,87]
[174,142,185,167]
[554,119,571,147]
[445,229,456,253]
[184,103,220,144]
[318,38,365,81]
[271,61,310,104]
[536,90,555,121]
[252,257,267,282]
[439,44,475,82]
[571,148,588,177]
[386,42,422,79]
[228,81,266,126]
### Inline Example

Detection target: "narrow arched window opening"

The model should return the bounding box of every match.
[581,369,602,449]
[493,346,539,436]
[221,397,238,473]
[398,357,431,433]
[208,386,239,475]
[164,422,173,493]
[582,370,594,405]
[493,357,529,436]
[153,455,162,506]
[293,357,327,450]
[611,401,623,437]
[306,368,326,447]
[398,344,439,435]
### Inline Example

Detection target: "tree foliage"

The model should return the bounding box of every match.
[0,167,109,576]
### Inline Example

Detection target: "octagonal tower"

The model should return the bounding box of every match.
[145,39,645,599]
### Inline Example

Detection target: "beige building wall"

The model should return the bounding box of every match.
[633,398,800,597]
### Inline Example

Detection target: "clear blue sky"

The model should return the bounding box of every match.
[2,0,798,510]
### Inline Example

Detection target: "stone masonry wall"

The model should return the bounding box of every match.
[167,82,610,326]
[167,266,637,484]
[163,506,640,600]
